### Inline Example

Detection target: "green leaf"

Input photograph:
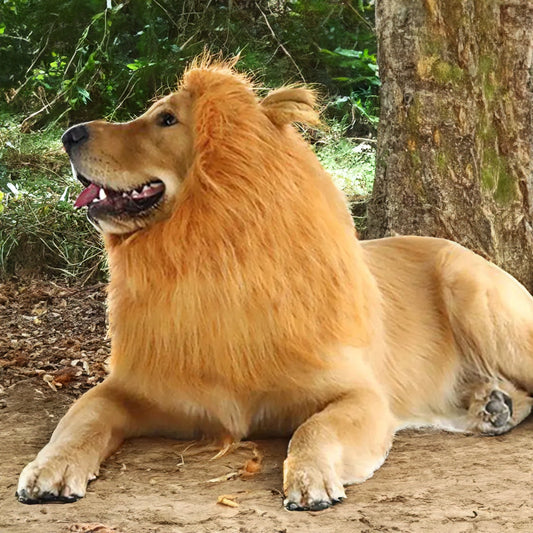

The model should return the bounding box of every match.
[334,48,362,58]
[77,87,91,102]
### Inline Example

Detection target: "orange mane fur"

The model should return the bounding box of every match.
[105,62,377,393]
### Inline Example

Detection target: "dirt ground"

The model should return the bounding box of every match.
[1,280,532,533]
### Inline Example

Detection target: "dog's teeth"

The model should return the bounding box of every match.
[131,191,140,198]
[91,198,98,203]
[142,185,150,192]
[99,188,107,200]
[122,192,128,198]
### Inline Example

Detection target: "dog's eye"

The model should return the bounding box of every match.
[159,113,178,127]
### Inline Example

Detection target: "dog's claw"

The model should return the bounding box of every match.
[284,498,338,511]
[309,500,331,511]
[16,488,81,505]
[16,489,37,504]
[285,501,300,511]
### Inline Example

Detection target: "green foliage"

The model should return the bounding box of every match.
[313,118,375,232]
[321,48,379,131]
[1,0,378,133]
[0,0,378,280]
[0,115,105,281]
[315,120,375,197]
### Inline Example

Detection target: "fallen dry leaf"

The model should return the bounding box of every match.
[42,373,57,391]
[0,280,109,396]
[217,495,239,508]
[241,458,262,476]
[31,300,48,316]
[53,366,79,385]
[239,443,263,479]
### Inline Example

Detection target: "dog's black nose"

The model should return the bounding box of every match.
[62,124,89,153]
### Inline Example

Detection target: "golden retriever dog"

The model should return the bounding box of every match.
[17,59,533,511]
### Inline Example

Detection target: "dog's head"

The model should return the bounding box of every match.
[65,59,319,235]
[64,88,195,235]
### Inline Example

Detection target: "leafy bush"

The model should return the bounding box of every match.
[1,0,378,134]
[0,115,105,281]
[0,0,378,281]
[315,119,376,198]
[313,118,375,232]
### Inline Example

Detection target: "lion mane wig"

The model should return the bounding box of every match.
[105,60,378,402]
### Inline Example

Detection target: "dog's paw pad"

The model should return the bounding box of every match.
[484,390,512,428]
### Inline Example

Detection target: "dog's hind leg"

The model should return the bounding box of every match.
[437,243,533,395]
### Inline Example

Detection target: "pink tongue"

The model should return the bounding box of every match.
[74,183,100,208]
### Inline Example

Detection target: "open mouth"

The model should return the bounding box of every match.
[73,173,165,218]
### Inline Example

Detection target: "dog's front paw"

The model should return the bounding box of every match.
[17,450,97,504]
[283,456,346,511]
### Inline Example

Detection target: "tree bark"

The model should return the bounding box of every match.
[367,0,533,292]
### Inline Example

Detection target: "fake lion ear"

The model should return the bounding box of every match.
[261,87,320,127]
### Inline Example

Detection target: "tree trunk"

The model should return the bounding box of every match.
[367,0,533,292]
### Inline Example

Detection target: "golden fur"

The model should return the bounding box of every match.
[17,60,533,510]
